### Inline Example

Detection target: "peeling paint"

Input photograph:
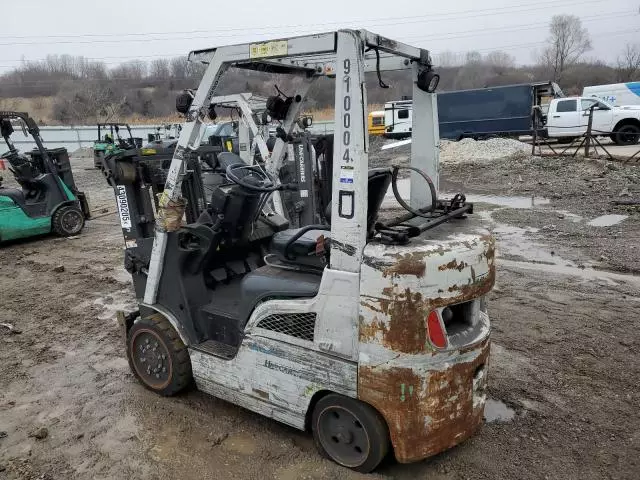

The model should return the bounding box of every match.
[358,230,495,463]
[358,338,490,463]
[359,315,387,342]
[253,388,269,400]
[331,239,357,257]
[377,288,427,354]
[438,259,468,272]
[383,252,427,278]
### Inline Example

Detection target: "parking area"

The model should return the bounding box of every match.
[1,145,639,479]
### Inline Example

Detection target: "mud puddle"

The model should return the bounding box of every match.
[499,259,640,287]
[479,210,640,287]
[484,399,515,423]
[587,214,628,227]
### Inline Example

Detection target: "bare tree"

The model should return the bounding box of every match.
[539,14,592,80]
[53,83,126,124]
[435,51,461,67]
[150,58,170,79]
[465,51,483,65]
[111,60,147,81]
[485,51,516,75]
[616,43,640,82]
[170,57,189,79]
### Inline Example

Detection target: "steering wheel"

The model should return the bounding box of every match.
[225,163,280,192]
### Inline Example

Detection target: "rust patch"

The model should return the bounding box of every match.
[376,288,427,354]
[360,300,384,314]
[361,263,494,352]
[429,265,495,309]
[383,252,427,278]
[358,338,490,463]
[358,315,388,342]
[438,259,468,272]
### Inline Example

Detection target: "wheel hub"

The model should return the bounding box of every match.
[61,210,82,233]
[131,330,171,387]
[335,427,354,444]
[138,339,168,379]
[319,407,370,467]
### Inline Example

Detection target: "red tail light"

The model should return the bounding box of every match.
[427,311,447,348]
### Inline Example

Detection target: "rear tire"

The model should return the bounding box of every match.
[52,205,84,236]
[311,394,390,473]
[614,124,640,146]
[126,314,192,396]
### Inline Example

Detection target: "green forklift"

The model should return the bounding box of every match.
[93,123,141,168]
[0,111,90,242]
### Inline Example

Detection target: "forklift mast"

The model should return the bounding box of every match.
[142,30,440,305]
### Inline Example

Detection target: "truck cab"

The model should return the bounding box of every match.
[546,97,640,145]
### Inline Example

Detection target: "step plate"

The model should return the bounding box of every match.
[191,339,239,360]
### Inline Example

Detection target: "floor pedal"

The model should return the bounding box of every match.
[192,340,239,360]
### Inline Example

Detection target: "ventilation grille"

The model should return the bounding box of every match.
[256,313,316,341]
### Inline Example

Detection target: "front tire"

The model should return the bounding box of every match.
[311,394,390,473]
[52,205,84,236]
[614,124,640,146]
[126,314,192,396]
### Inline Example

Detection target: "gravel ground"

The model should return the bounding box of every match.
[1,141,639,479]
[370,136,531,168]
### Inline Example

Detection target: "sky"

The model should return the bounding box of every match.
[1,0,638,74]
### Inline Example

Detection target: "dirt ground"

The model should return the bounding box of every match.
[1,147,640,480]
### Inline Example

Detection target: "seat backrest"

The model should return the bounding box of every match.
[315,135,392,234]
[365,168,392,234]
[321,163,392,234]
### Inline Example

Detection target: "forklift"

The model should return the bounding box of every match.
[93,123,141,168]
[104,30,495,472]
[0,111,90,242]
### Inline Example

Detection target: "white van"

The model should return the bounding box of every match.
[582,82,640,107]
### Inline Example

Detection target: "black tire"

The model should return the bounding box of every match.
[614,124,640,146]
[311,394,390,473]
[52,204,85,236]
[126,314,192,396]
[556,137,577,144]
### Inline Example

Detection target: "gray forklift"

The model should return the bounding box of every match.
[104,30,494,472]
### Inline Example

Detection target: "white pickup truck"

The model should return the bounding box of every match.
[545,97,640,145]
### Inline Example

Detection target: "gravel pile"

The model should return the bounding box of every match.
[440,138,530,164]
[370,136,532,168]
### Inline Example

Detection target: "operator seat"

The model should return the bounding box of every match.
[269,168,392,267]
[233,168,393,331]
[0,188,27,210]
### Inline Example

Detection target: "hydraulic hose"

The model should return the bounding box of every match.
[391,165,437,217]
